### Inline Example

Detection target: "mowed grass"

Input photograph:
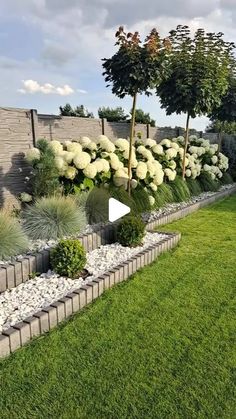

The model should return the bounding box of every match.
[0,196,236,418]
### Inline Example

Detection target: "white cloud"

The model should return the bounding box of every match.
[77,89,87,94]
[18,79,74,95]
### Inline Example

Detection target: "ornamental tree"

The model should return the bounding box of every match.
[98,106,128,122]
[60,104,94,118]
[102,26,171,194]
[156,25,235,178]
[208,74,236,149]
[133,108,156,127]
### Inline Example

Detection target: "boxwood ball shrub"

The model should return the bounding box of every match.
[0,211,28,259]
[51,239,86,278]
[23,196,86,240]
[117,215,145,247]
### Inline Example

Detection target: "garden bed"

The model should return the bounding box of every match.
[0,231,180,358]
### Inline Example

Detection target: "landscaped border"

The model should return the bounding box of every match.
[0,232,180,358]
[0,185,235,293]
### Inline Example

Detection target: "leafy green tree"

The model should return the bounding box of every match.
[156,25,235,178]
[133,108,156,127]
[98,106,128,122]
[59,104,94,118]
[102,26,170,193]
[208,75,236,147]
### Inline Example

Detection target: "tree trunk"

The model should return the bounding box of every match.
[127,92,137,195]
[182,112,190,180]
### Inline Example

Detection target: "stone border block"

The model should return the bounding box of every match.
[42,306,58,329]
[13,322,31,345]
[2,327,21,352]
[0,334,10,358]
[33,311,49,333]
[66,292,80,313]
[23,316,40,338]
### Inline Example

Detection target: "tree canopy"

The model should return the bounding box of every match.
[59,104,94,118]
[133,108,156,127]
[98,106,128,122]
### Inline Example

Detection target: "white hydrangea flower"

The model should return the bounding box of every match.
[160,138,171,148]
[178,148,184,158]
[113,169,129,187]
[149,182,157,192]
[211,155,218,164]
[185,169,191,177]
[152,144,164,155]
[131,179,138,189]
[73,152,91,169]
[67,142,82,154]
[165,168,176,181]
[171,142,180,151]
[61,151,74,164]
[153,170,164,186]
[144,138,156,148]
[109,153,123,170]
[86,141,97,151]
[83,163,97,179]
[55,156,66,170]
[64,166,77,180]
[149,195,155,206]
[152,160,163,172]
[169,160,176,170]
[94,158,110,173]
[25,147,41,163]
[98,136,115,152]
[176,136,185,145]
[114,138,129,151]
[50,140,63,155]
[20,192,33,203]
[79,136,91,148]
[189,146,198,154]
[166,148,178,159]
[147,161,155,177]
[136,162,148,179]
[203,164,211,172]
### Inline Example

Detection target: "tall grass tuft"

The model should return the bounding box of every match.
[169,176,191,202]
[22,196,86,240]
[131,186,151,213]
[0,211,28,259]
[186,178,203,196]
[153,183,174,209]
[220,172,233,185]
[198,173,220,192]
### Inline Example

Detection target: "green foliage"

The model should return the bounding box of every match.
[133,108,155,126]
[152,183,174,208]
[169,176,191,202]
[208,75,236,126]
[117,215,145,247]
[198,173,220,192]
[206,120,236,135]
[22,196,86,240]
[219,172,233,185]
[31,139,61,198]
[98,106,128,122]
[85,187,109,224]
[0,211,28,259]
[156,26,234,118]
[131,186,151,213]
[59,103,94,118]
[51,239,86,279]
[186,178,203,196]
[222,136,236,180]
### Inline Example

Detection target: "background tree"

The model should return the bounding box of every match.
[60,104,94,118]
[133,108,156,127]
[98,106,128,122]
[156,25,235,178]
[102,26,171,193]
[207,74,236,148]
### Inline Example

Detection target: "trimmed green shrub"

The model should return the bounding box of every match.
[30,139,61,198]
[186,178,202,196]
[152,183,174,209]
[117,215,145,247]
[220,172,233,185]
[169,176,191,202]
[0,211,28,259]
[23,196,86,240]
[198,173,220,192]
[51,239,86,278]
[131,186,151,213]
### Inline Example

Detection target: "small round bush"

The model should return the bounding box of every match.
[0,211,28,259]
[117,215,145,247]
[51,239,86,278]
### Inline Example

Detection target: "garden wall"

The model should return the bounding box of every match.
[0,106,235,208]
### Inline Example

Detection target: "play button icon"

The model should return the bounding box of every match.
[108,198,130,222]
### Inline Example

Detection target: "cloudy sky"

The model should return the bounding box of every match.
[0,0,235,130]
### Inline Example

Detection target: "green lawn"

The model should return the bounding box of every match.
[0,196,236,419]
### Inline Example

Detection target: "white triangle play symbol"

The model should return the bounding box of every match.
[108,198,130,222]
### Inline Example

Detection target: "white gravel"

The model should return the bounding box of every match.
[0,232,167,332]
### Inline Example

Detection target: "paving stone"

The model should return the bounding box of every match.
[0,334,10,358]
[3,327,21,352]
[23,316,40,338]
[42,306,58,329]
[0,268,7,293]
[66,292,80,313]
[33,311,49,333]
[13,322,31,345]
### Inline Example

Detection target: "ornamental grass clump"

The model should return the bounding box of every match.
[198,173,220,192]
[186,178,203,196]
[169,176,191,202]
[22,196,86,240]
[51,239,86,278]
[152,183,174,209]
[220,172,233,185]
[0,211,28,259]
[117,215,145,247]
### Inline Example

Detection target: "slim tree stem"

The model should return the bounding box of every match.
[127,92,137,195]
[182,112,190,180]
